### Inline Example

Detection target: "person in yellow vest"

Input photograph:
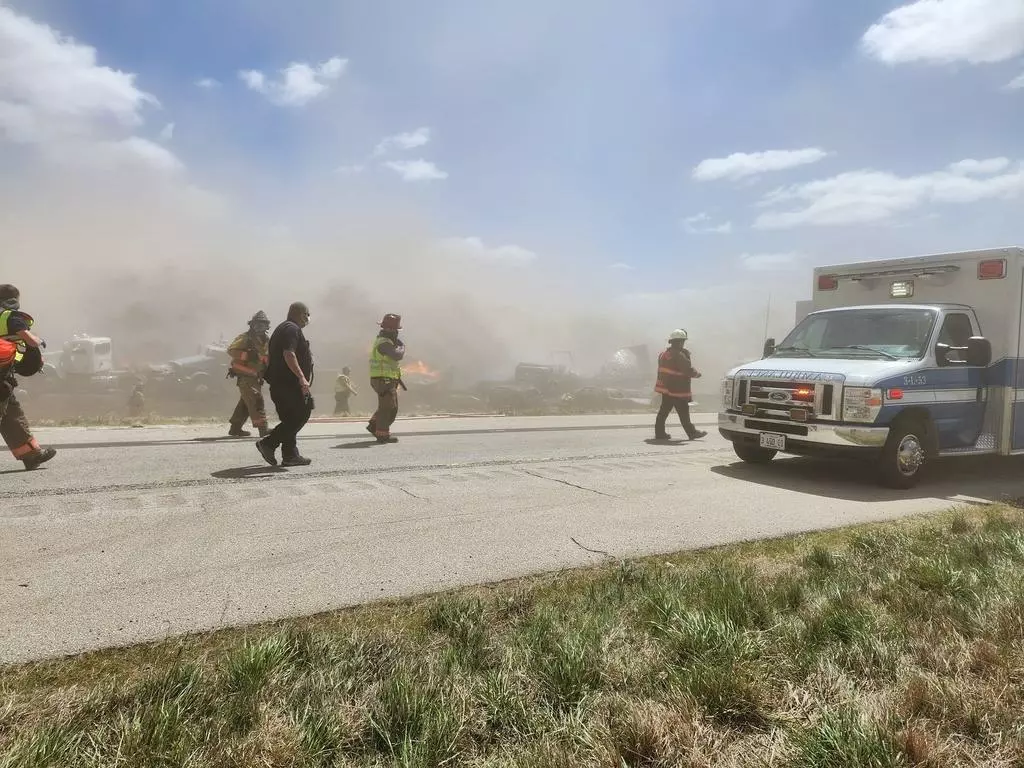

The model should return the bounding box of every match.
[226,310,271,437]
[366,313,405,443]
[0,284,56,470]
[334,366,357,415]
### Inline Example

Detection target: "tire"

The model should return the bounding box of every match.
[733,440,777,464]
[877,418,928,489]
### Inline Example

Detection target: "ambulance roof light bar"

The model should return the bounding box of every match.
[817,264,959,291]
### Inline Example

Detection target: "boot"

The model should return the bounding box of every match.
[255,438,278,466]
[228,425,251,437]
[281,455,312,466]
[376,435,398,443]
[654,432,672,440]
[258,425,271,437]
[689,430,707,440]
[23,447,57,470]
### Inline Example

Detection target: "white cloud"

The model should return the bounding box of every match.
[437,236,537,265]
[336,163,365,174]
[384,159,448,182]
[692,148,829,182]
[948,157,1010,175]
[0,5,179,172]
[373,126,431,157]
[682,212,733,234]
[740,252,802,271]
[754,157,1024,229]
[239,56,347,107]
[1007,72,1024,90]
[862,0,1024,66]
[195,77,219,89]
[159,122,174,142]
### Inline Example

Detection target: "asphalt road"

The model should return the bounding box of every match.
[3,413,1022,664]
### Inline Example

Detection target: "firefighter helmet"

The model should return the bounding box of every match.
[249,310,270,330]
[380,313,402,331]
[668,329,688,342]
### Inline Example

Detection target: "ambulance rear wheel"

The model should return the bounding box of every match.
[877,419,928,489]
[733,440,776,464]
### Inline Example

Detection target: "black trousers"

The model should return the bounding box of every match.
[265,384,312,459]
[655,395,696,438]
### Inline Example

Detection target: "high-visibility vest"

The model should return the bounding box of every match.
[369,335,402,379]
[654,347,693,399]
[0,309,31,363]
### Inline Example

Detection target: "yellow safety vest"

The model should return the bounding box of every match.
[0,309,30,363]
[369,335,402,379]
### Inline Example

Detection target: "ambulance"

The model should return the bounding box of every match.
[718,246,1024,488]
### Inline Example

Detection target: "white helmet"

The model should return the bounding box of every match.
[668,328,688,341]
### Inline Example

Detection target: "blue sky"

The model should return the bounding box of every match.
[1,0,1023,371]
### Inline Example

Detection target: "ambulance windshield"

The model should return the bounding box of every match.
[775,307,937,360]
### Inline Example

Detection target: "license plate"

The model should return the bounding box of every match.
[759,432,786,451]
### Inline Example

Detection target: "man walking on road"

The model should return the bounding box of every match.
[256,302,314,467]
[367,313,404,443]
[654,328,707,441]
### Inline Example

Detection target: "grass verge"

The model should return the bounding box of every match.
[2,506,1023,767]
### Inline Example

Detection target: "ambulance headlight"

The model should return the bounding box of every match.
[842,387,883,423]
[721,377,734,409]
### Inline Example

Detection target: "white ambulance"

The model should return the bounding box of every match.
[719,246,1023,488]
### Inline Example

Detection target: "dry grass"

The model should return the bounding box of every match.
[2,507,1023,767]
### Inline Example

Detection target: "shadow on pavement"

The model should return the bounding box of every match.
[194,436,252,443]
[332,440,379,450]
[211,465,288,479]
[710,454,1024,504]
[643,438,688,446]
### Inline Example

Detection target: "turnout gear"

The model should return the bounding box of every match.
[368,321,406,442]
[655,341,699,400]
[226,314,271,436]
[654,335,706,441]
[0,290,55,468]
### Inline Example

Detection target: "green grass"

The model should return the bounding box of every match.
[3,507,1024,766]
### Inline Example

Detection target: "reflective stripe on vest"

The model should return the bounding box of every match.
[654,350,691,398]
[369,336,402,379]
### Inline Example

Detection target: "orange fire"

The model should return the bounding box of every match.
[401,360,441,379]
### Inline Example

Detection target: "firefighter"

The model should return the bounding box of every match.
[0,284,56,470]
[334,366,357,415]
[226,310,271,437]
[654,328,708,441]
[367,314,405,443]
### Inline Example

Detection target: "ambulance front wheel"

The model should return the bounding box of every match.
[732,440,777,464]
[877,419,928,489]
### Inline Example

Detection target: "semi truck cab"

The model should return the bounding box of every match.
[719,246,1023,488]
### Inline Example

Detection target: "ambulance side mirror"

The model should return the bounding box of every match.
[965,336,992,367]
[762,337,776,358]
[935,336,991,367]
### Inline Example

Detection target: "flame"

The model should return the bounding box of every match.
[401,360,440,379]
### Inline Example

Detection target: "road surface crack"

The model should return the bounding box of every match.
[520,469,618,498]
[570,536,614,558]
[397,486,427,501]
